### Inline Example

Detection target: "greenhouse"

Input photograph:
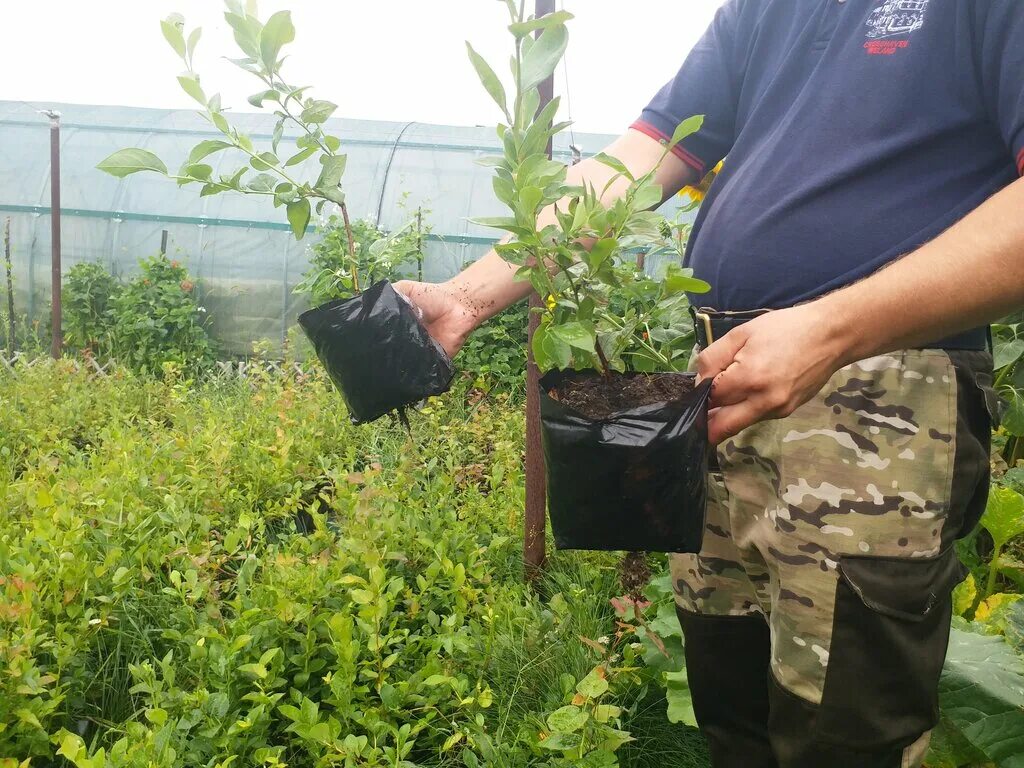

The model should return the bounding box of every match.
[0,100,663,354]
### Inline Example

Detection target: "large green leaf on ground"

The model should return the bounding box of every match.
[935,626,1024,767]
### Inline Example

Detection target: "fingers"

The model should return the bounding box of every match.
[707,401,762,445]
[695,329,747,383]
[706,365,748,407]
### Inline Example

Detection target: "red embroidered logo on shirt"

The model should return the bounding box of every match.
[864,39,911,55]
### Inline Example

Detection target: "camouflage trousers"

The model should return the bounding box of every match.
[672,349,994,768]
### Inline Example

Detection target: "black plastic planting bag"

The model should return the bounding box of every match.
[539,370,713,553]
[298,280,454,424]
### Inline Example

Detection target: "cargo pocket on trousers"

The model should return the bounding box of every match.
[816,547,967,750]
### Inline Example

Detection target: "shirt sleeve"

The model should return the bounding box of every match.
[976,2,1024,176]
[631,0,749,177]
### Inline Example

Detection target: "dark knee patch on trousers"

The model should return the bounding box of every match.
[815,547,962,748]
[768,674,906,768]
[677,608,777,768]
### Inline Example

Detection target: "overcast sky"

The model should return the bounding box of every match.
[3,1,725,135]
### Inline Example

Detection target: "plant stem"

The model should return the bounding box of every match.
[416,208,423,283]
[985,543,1003,598]
[340,202,359,293]
[994,362,1013,389]
[594,339,611,376]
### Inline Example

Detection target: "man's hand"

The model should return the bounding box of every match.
[393,280,478,359]
[696,302,850,445]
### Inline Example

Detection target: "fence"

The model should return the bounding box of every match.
[0,351,312,380]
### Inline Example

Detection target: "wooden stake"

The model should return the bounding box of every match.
[524,0,556,581]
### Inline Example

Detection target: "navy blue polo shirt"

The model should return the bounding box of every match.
[633,0,1024,349]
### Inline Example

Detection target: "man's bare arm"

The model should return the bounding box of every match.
[397,128,700,357]
[698,175,1024,444]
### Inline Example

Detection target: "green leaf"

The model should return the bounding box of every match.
[247,89,278,108]
[492,175,515,206]
[520,23,569,92]
[508,10,574,37]
[576,666,609,699]
[144,707,168,726]
[317,154,347,188]
[225,11,262,60]
[546,705,589,734]
[177,73,206,104]
[665,666,698,726]
[183,163,213,181]
[161,14,186,58]
[247,173,277,193]
[57,732,86,761]
[238,662,268,679]
[587,238,617,272]
[187,140,232,165]
[285,146,317,167]
[259,10,295,71]
[322,187,346,206]
[592,704,622,724]
[531,323,551,371]
[981,486,1024,552]
[186,27,202,61]
[469,216,529,235]
[286,198,311,240]
[1002,387,1024,436]
[551,321,595,354]
[995,339,1024,371]
[517,185,543,217]
[272,119,285,153]
[250,152,278,171]
[200,183,225,197]
[466,42,509,120]
[97,149,168,178]
[664,274,711,294]
[538,731,583,752]
[937,627,1024,765]
[301,100,337,124]
[593,152,634,181]
[597,729,635,753]
[667,115,705,151]
[350,588,375,605]
[226,55,262,75]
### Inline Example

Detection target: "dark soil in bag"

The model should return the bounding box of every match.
[298,280,454,424]
[540,369,713,553]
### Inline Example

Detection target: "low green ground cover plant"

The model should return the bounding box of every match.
[0,362,708,768]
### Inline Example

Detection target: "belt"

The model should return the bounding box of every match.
[689,306,989,351]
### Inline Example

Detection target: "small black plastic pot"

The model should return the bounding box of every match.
[539,369,713,553]
[298,280,454,424]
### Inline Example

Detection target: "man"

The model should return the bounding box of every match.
[397,2,1024,765]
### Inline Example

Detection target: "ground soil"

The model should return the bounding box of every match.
[555,371,694,419]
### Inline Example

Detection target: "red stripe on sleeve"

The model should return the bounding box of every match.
[629,120,706,176]
[1017,147,1024,176]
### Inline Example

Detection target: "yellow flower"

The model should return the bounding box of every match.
[545,294,556,311]
[680,159,725,203]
